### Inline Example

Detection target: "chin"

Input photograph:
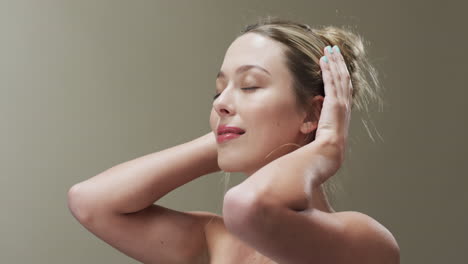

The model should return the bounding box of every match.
[217,156,251,172]
[218,159,243,173]
[218,157,260,175]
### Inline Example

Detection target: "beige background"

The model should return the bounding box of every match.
[1,0,467,263]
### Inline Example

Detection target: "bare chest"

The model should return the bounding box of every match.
[205,216,278,264]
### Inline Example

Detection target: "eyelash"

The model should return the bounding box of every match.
[213,87,259,100]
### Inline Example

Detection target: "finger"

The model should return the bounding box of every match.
[318,65,342,134]
[326,46,342,98]
[331,46,352,137]
[333,46,353,99]
[316,46,352,144]
[319,52,334,98]
[322,46,337,98]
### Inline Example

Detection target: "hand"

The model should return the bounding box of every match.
[312,45,353,185]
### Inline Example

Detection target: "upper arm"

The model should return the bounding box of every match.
[68,189,211,264]
[223,193,399,264]
[339,212,400,264]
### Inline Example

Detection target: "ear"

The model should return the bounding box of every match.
[300,95,324,134]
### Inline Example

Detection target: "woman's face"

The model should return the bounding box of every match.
[210,33,310,176]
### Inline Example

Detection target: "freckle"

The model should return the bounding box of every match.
[160,240,164,244]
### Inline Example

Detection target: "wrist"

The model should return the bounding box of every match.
[195,132,220,173]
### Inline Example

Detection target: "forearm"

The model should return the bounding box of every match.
[226,140,339,212]
[70,132,220,215]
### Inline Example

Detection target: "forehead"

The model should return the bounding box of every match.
[220,33,287,77]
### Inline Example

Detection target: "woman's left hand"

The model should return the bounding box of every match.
[311,45,353,185]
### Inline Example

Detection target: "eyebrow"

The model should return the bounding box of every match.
[216,65,271,79]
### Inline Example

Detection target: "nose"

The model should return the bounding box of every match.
[213,88,235,117]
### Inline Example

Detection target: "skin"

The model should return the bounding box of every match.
[209,32,324,177]
[67,30,399,264]
[208,32,399,263]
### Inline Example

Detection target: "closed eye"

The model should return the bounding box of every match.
[241,86,259,91]
[213,87,260,100]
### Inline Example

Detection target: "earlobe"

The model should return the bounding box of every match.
[300,121,317,134]
[299,95,323,135]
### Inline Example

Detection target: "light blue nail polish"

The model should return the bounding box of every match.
[333,45,340,53]
[327,46,333,54]
[322,56,329,63]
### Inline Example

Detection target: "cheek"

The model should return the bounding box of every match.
[253,104,300,145]
[259,102,297,129]
[244,112,286,152]
[209,109,218,131]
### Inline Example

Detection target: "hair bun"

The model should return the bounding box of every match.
[300,23,312,32]
[313,25,382,112]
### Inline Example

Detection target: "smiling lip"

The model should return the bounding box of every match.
[217,125,245,135]
[217,133,244,143]
[216,125,245,143]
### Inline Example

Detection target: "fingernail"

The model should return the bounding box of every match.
[333,45,340,53]
[326,46,333,54]
[322,56,329,63]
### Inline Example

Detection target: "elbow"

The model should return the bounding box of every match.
[388,238,401,264]
[222,186,265,235]
[67,184,95,224]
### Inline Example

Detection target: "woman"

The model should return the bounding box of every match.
[68,17,400,264]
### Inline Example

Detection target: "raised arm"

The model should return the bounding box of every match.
[67,131,220,264]
[68,131,219,216]
[223,46,399,264]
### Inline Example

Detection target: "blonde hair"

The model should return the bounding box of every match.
[220,16,382,208]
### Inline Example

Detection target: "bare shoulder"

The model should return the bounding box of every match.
[334,211,400,264]
[178,211,223,263]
